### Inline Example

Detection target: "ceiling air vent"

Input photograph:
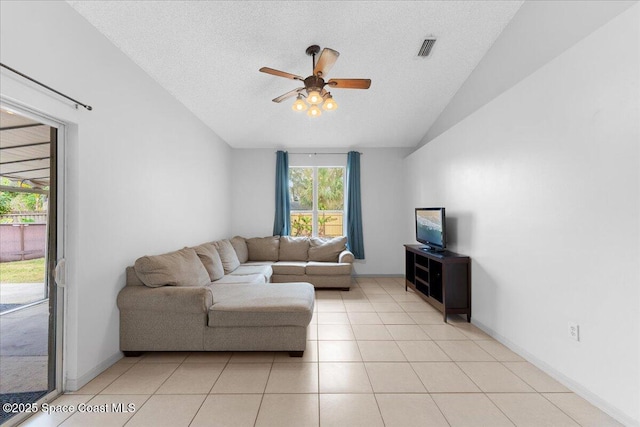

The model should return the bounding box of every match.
[418,37,437,57]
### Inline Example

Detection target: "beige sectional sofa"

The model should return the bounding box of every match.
[117,235,353,356]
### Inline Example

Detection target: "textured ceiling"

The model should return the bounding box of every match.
[67,1,523,149]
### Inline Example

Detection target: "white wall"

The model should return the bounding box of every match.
[356,148,409,275]
[231,148,409,275]
[404,5,639,425]
[1,1,232,389]
[230,149,276,237]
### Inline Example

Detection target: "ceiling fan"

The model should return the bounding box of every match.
[259,45,371,117]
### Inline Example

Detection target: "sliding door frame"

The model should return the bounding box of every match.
[0,98,66,426]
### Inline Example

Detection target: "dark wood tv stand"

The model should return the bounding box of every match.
[404,244,471,322]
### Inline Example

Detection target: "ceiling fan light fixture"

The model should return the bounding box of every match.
[322,93,338,111]
[292,94,308,112]
[307,105,322,118]
[261,45,371,118]
[306,90,323,105]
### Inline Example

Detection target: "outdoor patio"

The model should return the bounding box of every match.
[0,282,46,313]
[0,283,49,423]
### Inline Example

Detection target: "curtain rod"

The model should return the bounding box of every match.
[0,63,93,111]
[277,151,363,155]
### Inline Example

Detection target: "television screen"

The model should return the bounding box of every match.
[415,207,446,250]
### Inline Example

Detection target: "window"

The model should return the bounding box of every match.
[289,167,344,237]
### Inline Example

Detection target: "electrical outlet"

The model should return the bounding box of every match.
[568,322,580,341]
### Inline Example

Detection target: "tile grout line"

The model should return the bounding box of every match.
[80,357,137,396]
[187,393,208,427]
[251,356,275,427]
[422,394,454,427]
[213,353,232,392]
[364,278,390,426]
[119,356,184,425]
[121,393,154,427]
[450,357,522,427]
[316,334,321,427]
[361,279,403,425]
[484,392,528,426]
[538,391,587,427]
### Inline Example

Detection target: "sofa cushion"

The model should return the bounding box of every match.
[272,262,307,276]
[242,261,275,266]
[214,239,241,274]
[208,283,315,327]
[308,236,347,262]
[125,266,145,286]
[246,236,280,261]
[230,236,249,263]
[192,242,225,281]
[305,261,352,276]
[279,236,310,261]
[213,274,265,285]
[134,248,210,288]
[229,264,273,282]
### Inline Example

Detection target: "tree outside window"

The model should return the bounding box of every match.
[289,167,344,237]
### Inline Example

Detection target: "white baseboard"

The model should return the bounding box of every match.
[472,318,638,427]
[65,351,122,392]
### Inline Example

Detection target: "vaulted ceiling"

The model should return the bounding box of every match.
[67,1,523,149]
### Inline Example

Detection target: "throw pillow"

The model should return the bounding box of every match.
[230,236,249,263]
[214,239,241,274]
[279,236,310,261]
[134,247,210,288]
[246,236,280,261]
[308,236,347,262]
[192,242,225,281]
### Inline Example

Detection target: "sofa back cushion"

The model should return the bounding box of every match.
[134,248,210,288]
[125,266,145,286]
[214,239,241,274]
[279,236,310,261]
[246,236,280,261]
[308,236,347,262]
[230,236,249,263]
[192,242,225,281]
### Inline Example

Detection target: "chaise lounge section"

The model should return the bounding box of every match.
[119,266,314,356]
[117,235,353,356]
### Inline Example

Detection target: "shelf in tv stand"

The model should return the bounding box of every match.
[404,244,471,323]
[415,277,429,286]
[406,281,443,312]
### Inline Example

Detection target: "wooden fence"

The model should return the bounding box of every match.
[290,212,344,237]
[0,224,46,262]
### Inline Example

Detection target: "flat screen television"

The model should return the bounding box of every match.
[415,207,446,251]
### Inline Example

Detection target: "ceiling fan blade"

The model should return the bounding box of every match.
[272,87,305,103]
[260,67,304,81]
[313,48,340,77]
[327,78,371,89]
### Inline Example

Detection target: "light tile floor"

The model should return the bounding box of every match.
[19,277,622,427]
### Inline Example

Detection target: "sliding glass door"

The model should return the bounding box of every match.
[0,105,63,425]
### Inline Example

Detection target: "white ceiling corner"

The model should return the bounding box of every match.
[67,1,523,149]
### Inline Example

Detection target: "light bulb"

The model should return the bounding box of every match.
[322,94,338,111]
[307,105,322,118]
[292,95,308,112]
[306,90,323,105]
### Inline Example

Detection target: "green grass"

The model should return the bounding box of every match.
[0,258,46,283]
